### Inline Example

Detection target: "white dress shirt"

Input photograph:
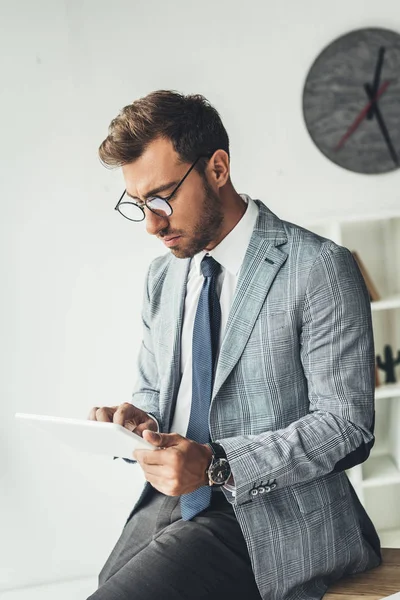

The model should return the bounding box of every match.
[170,195,259,438]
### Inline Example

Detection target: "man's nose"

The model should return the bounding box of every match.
[145,208,169,236]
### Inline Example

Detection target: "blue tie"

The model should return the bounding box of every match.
[180,255,221,521]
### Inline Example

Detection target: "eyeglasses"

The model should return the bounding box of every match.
[115,155,208,222]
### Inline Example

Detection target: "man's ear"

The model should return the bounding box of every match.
[208,150,230,188]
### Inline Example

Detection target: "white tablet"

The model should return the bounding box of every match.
[15,412,155,458]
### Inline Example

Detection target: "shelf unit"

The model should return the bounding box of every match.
[305,213,400,548]
[375,383,400,401]
[372,295,400,312]
[362,454,400,488]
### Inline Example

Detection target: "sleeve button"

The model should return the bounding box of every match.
[270,483,277,490]
[250,488,258,497]
[258,486,265,494]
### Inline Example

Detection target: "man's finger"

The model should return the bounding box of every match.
[113,402,136,426]
[95,407,114,422]
[136,463,165,477]
[135,421,157,435]
[134,449,166,466]
[140,472,180,496]
[143,430,183,447]
[141,472,165,491]
[88,407,100,420]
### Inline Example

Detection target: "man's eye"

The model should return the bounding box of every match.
[148,195,168,203]
[147,196,169,207]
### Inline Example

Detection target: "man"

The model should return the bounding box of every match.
[88,90,380,600]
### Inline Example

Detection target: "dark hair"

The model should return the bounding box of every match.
[98,90,229,173]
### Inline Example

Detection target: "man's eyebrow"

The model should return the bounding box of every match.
[126,180,179,201]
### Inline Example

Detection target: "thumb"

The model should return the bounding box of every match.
[142,430,182,448]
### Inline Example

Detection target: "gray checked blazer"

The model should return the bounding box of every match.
[130,200,381,600]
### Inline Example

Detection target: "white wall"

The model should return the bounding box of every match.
[2,0,400,591]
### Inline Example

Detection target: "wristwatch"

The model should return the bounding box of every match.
[206,442,232,487]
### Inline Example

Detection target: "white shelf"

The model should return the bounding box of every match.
[375,383,400,400]
[304,214,400,532]
[378,527,400,548]
[371,295,400,311]
[362,455,400,488]
[304,211,400,227]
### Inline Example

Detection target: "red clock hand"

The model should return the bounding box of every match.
[334,80,391,152]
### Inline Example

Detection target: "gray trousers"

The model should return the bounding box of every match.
[87,487,262,600]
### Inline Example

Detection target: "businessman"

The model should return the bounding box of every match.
[88,90,381,600]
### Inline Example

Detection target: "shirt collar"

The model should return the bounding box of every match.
[193,195,259,276]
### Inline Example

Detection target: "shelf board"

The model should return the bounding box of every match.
[304,211,400,226]
[378,527,400,548]
[362,454,400,488]
[371,295,400,311]
[375,383,400,400]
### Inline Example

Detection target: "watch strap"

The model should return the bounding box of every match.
[207,442,227,461]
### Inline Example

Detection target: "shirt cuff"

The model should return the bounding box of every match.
[223,481,236,497]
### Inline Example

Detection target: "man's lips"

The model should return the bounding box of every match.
[161,235,181,247]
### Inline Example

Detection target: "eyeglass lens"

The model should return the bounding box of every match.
[118,197,172,221]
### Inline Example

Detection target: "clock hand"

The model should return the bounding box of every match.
[364,82,399,166]
[367,46,386,120]
[334,80,391,152]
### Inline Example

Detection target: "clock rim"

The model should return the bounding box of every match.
[302,26,400,175]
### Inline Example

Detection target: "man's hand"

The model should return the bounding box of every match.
[87,402,158,437]
[133,431,213,496]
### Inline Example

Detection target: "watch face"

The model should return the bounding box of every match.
[210,458,231,485]
[303,28,400,174]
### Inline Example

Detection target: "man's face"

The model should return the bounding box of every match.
[121,138,224,258]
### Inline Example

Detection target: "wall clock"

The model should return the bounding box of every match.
[303,28,400,174]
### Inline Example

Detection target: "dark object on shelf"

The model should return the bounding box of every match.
[376,345,400,384]
[351,251,381,302]
[375,365,380,388]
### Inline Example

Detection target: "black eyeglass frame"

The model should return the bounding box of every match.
[114,154,212,222]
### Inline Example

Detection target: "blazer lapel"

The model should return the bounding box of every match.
[212,202,288,400]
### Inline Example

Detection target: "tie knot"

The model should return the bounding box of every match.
[201,255,220,278]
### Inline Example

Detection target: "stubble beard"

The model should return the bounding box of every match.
[169,179,224,259]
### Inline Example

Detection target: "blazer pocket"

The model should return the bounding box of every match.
[291,473,348,514]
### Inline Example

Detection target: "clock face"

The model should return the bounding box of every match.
[303,28,400,174]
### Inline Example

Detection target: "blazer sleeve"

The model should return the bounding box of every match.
[130,264,162,429]
[218,243,376,506]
